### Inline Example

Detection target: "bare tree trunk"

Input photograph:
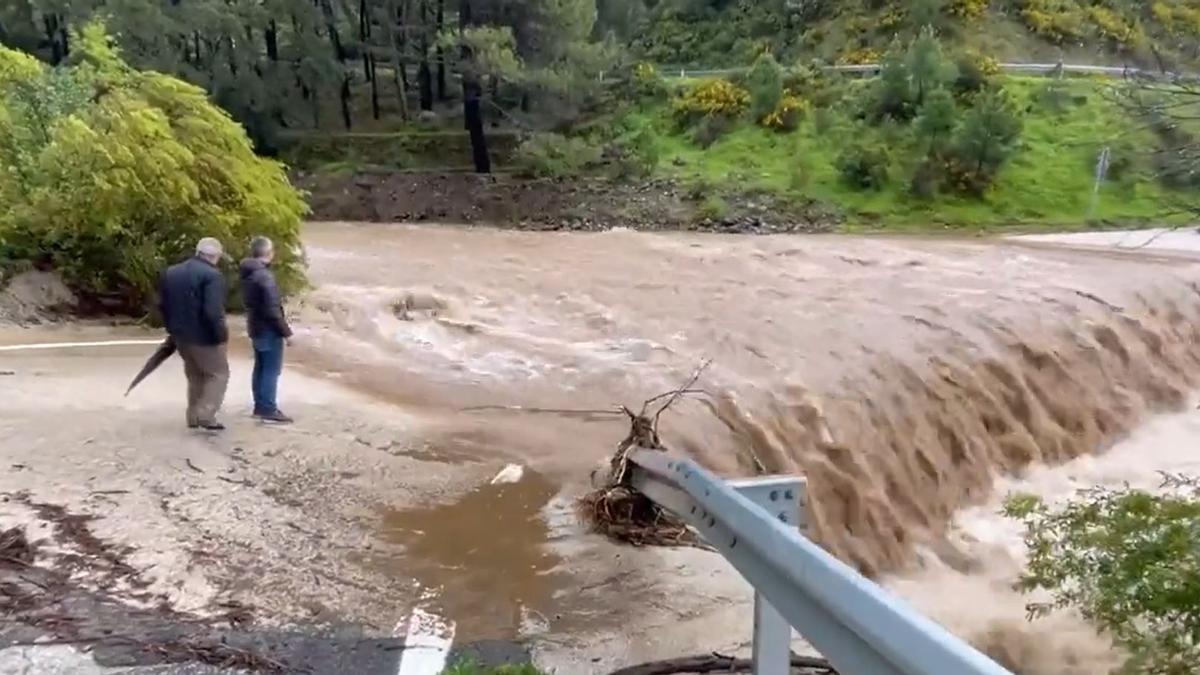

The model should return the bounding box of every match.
[460,0,490,173]
[382,0,410,120]
[436,0,447,100]
[418,0,434,111]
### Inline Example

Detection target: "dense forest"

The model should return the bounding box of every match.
[0,0,1197,234]
[3,1,1199,147]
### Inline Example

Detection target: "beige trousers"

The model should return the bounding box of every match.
[177,342,229,426]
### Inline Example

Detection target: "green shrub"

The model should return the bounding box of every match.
[870,47,916,122]
[747,52,785,122]
[951,90,1023,192]
[690,114,733,148]
[915,87,959,155]
[1005,475,1200,674]
[0,22,307,310]
[835,141,890,190]
[696,195,730,221]
[606,122,660,179]
[952,50,999,99]
[513,132,602,178]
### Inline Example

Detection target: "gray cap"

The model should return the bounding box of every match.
[195,237,230,261]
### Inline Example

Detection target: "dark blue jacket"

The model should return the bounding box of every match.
[158,256,228,346]
[239,258,293,339]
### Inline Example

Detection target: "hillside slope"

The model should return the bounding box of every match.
[624,0,1200,68]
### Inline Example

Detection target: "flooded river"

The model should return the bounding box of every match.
[4,223,1200,673]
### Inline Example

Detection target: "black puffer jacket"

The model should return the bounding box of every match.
[159,256,229,346]
[239,258,293,339]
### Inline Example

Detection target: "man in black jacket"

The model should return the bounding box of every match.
[159,238,230,431]
[240,236,294,424]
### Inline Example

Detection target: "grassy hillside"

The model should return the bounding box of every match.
[630,75,1180,229]
[632,0,1200,69]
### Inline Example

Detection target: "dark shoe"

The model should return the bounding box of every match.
[198,421,226,431]
[258,410,293,424]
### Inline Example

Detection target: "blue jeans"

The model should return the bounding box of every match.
[251,334,285,414]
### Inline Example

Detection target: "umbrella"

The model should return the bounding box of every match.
[124,336,176,396]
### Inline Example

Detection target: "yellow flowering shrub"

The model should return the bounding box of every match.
[1088,6,1144,47]
[1019,0,1086,43]
[672,78,750,125]
[761,95,809,132]
[837,48,883,65]
[947,0,989,20]
[1152,1,1200,35]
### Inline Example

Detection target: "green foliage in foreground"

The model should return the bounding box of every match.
[0,23,307,309]
[1004,475,1200,674]
[442,660,544,675]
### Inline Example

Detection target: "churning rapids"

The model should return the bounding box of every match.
[284,223,1200,671]
[6,223,1197,674]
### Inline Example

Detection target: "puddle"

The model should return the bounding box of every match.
[375,470,567,642]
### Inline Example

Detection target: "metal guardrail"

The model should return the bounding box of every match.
[652,61,1169,80]
[627,448,1014,675]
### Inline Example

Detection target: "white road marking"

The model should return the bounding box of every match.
[395,606,455,675]
[0,339,164,352]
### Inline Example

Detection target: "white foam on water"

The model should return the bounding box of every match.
[490,463,525,485]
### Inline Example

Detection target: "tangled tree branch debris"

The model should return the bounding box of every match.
[0,526,36,568]
[578,361,714,548]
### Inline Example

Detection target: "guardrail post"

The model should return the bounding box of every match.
[628,449,1014,675]
[730,477,807,675]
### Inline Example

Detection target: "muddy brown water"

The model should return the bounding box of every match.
[79,222,1193,669]
[375,470,563,642]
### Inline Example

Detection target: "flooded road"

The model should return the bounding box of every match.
[4,223,1200,672]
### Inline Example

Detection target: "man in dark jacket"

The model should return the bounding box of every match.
[159,237,230,431]
[240,236,294,424]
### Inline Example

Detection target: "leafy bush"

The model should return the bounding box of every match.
[630,61,667,101]
[1005,476,1200,674]
[605,121,660,179]
[871,47,917,122]
[1018,0,1086,44]
[906,27,957,106]
[696,195,730,221]
[836,141,890,190]
[952,50,999,99]
[672,78,750,127]
[783,62,840,108]
[947,0,989,20]
[747,52,785,122]
[915,88,958,155]
[690,114,734,148]
[951,90,1023,192]
[762,95,808,131]
[513,132,602,178]
[0,22,307,310]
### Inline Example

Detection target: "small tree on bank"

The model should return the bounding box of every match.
[1005,475,1200,674]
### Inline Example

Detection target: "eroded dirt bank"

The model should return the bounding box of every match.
[4,225,1200,673]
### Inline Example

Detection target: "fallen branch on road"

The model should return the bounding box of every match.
[577,362,713,548]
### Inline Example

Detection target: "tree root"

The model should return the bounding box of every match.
[577,362,713,548]
[608,653,837,674]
